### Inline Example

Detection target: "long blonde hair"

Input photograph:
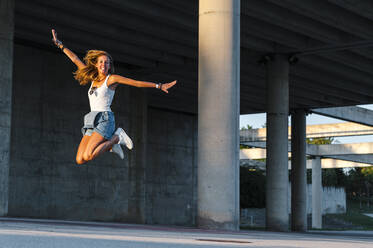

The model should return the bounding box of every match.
[74,50,115,85]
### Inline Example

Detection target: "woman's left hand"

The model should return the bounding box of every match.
[51,29,62,48]
[161,80,177,93]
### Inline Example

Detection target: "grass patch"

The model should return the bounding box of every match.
[324,200,373,230]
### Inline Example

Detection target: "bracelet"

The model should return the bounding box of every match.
[156,83,159,89]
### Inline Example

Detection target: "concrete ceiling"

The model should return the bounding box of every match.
[14,0,373,114]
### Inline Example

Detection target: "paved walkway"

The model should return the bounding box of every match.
[0,218,372,248]
[363,213,373,218]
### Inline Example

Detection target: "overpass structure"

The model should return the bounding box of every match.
[240,106,373,228]
[2,0,373,233]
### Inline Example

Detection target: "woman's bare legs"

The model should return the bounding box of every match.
[85,132,119,160]
[76,135,91,164]
[76,132,119,164]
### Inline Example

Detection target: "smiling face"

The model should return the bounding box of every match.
[95,55,110,77]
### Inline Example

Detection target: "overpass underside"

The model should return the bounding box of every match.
[1,0,373,232]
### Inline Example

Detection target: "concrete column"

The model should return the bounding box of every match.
[291,110,307,231]
[197,0,240,230]
[0,0,14,216]
[312,156,322,229]
[266,54,289,232]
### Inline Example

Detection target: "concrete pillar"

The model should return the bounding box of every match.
[312,156,322,229]
[197,0,240,230]
[266,54,289,232]
[0,0,14,216]
[291,110,307,231]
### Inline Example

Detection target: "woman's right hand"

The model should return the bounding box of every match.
[51,29,62,48]
[50,29,85,69]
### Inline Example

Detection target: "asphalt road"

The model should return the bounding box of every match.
[0,218,372,248]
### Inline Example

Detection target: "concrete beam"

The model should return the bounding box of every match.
[305,122,373,137]
[290,73,371,104]
[17,1,197,60]
[293,65,373,99]
[241,61,366,105]
[103,0,195,31]
[311,106,373,126]
[242,0,344,44]
[241,143,373,159]
[243,19,373,92]
[241,14,309,49]
[15,14,184,66]
[28,0,195,47]
[239,157,372,169]
[240,159,265,169]
[240,75,330,109]
[308,142,373,156]
[300,56,373,88]
[324,154,373,165]
[241,141,270,148]
[240,148,283,160]
[267,0,373,41]
[241,0,373,95]
[15,28,155,68]
[306,159,372,169]
[304,50,373,77]
[243,0,373,63]
[240,122,373,142]
[151,0,197,16]
[328,0,373,21]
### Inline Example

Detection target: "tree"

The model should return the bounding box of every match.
[306,137,334,145]
[346,168,366,208]
[240,124,253,131]
[240,167,266,208]
[361,167,373,207]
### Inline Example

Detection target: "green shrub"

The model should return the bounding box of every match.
[240,167,266,208]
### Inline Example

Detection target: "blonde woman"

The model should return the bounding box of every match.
[51,29,176,164]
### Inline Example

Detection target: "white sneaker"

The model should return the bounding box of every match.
[110,143,124,159]
[115,127,133,150]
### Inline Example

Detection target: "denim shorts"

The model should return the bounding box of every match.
[81,111,115,140]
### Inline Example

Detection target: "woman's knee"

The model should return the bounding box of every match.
[76,155,86,165]
[83,150,93,161]
[76,148,91,164]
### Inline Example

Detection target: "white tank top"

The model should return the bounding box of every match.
[88,75,115,112]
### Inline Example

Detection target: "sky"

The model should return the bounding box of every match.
[239,104,373,144]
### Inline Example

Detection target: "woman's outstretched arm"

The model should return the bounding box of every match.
[51,29,85,69]
[108,74,177,93]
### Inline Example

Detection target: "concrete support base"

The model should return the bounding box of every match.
[265,54,289,232]
[291,110,307,231]
[0,0,14,216]
[197,0,240,230]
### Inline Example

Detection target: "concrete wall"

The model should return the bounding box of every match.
[145,108,197,226]
[320,187,346,214]
[8,44,147,222]
[8,44,198,226]
[0,0,14,216]
[242,185,346,227]
[288,184,346,214]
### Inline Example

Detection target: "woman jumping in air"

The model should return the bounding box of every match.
[51,29,176,164]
